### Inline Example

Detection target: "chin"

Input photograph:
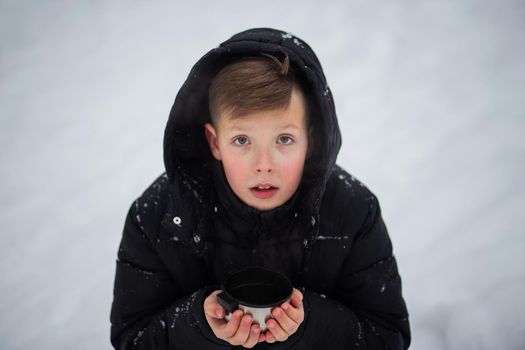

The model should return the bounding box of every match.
[251,200,281,212]
[255,206,276,212]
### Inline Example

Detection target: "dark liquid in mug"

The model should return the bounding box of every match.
[230,282,285,305]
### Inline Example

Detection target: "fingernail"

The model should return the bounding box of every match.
[274,309,281,316]
[282,303,289,310]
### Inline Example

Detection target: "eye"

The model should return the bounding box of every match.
[278,135,294,145]
[233,136,249,146]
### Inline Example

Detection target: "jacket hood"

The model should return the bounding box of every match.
[163,27,342,213]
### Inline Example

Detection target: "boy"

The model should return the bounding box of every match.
[111,28,410,349]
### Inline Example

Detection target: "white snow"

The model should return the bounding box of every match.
[316,235,350,240]
[1,1,524,349]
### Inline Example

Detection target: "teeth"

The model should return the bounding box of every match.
[257,186,271,190]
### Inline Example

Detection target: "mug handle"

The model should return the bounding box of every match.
[217,292,239,314]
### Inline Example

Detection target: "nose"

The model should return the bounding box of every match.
[255,148,274,173]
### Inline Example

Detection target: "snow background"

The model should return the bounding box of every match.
[1,0,524,349]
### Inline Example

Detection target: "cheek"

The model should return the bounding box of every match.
[280,155,305,184]
[222,157,248,187]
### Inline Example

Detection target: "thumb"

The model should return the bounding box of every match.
[205,303,224,319]
[215,304,225,318]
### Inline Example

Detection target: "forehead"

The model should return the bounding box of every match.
[217,88,307,132]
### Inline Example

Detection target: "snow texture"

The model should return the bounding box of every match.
[1,1,524,349]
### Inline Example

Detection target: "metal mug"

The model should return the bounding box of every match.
[217,267,293,331]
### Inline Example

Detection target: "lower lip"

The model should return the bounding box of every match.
[250,187,278,199]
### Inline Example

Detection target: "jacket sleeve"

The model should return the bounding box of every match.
[110,203,233,349]
[291,195,411,349]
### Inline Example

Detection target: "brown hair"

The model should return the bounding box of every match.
[208,54,305,122]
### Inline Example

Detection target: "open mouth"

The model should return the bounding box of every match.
[250,184,278,199]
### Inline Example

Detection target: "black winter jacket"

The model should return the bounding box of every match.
[110,28,411,349]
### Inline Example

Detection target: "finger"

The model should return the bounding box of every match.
[266,318,289,342]
[205,302,226,319]
[242,323,261,348]
[219,309,244,339]
[290,288,304,306]
[264,329,276,343]
[215,305,225,319]
[228,314,253,345]
[272,307,299,335]
[204,292,228,332]
[258,332,266,343]
[291,296,303,309]
[204,291,224,318]
[281,301,304,324]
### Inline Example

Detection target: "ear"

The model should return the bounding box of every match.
[204,123,222,160]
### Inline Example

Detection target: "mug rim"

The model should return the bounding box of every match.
[221,267,293,308]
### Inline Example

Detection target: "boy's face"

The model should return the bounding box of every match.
[204,88,309,211]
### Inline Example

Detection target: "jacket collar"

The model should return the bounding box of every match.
[159,160,322,258]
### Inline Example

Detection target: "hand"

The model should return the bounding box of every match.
[263,288,304,343]
[203,290,263,348]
